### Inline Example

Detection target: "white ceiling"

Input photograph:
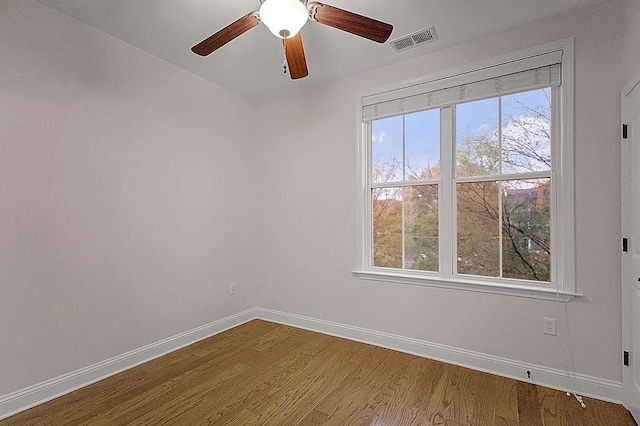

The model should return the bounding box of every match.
[37,0,605,100]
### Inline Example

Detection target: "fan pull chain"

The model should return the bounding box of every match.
[282,39,288,75]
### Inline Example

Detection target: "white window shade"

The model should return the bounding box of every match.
[362,51,562,121]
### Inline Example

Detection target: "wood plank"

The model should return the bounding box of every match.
[516,381,544,426]
[563,394,637,426]
[300,409,329,425]
[339,351,414,425]
[87,354,255,424]
[369,356,435,425]
[423,364,479,424]
[1,320,635,426]
[537,385,566,426]
[495,374,519,426]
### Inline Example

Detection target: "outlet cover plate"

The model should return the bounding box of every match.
[543,317,557,335]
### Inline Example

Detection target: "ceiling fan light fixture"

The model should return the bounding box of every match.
[259,0,309,39]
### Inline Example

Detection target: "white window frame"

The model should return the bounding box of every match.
[353,39,579,301]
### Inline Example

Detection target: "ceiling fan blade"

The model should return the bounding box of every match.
[192,12,260,56]
[309,2,393,44]
[284,33,309,80]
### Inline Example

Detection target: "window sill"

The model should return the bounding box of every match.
[351,270,581,302]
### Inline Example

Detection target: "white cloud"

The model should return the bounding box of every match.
[372,131,386,144]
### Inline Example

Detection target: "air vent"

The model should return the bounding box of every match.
[390,26,438,52]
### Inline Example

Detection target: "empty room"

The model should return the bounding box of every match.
[2,0,640,424]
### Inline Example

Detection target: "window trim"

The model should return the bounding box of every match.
[353,38,579,301]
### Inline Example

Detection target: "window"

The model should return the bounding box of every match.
[355,40,577,300]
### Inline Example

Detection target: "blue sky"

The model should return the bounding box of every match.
[371,88,551,182]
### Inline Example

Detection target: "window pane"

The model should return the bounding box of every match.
[372,116,403,183]
[404,185,439,271]
[456,98,499,177]
[502,88,552,174]
[372,188,402,268]
[405,110,440,180]
[457,182,500,277]
[502,179,551,281]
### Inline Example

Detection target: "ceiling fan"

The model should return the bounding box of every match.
[191,0,394,80]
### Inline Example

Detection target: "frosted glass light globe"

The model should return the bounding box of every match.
[259,0,309,39]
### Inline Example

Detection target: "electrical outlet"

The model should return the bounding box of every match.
[230,283,236,295]
[543,317,557,335]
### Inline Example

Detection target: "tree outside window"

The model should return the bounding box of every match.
[371,88,552,283]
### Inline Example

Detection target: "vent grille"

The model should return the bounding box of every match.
[390,26,438,52]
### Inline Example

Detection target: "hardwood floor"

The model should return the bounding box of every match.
[1,320,635,425]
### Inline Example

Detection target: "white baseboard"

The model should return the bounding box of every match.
[0,306,622,421]
[255,308,623,404]
[0,308,258,421]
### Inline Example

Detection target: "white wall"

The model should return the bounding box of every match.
[254,1,628,382]
[623,0,640,85]
[0,1,258,395]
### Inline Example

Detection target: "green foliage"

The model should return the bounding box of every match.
[404,186,439,272]
[372,195,402,268]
